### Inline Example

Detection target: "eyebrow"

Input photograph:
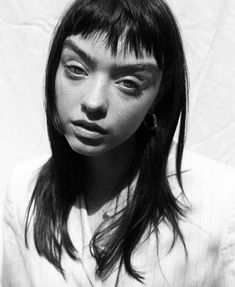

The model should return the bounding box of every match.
[62,38,160,73]
[113,63,159,74]
[63,39,94,66]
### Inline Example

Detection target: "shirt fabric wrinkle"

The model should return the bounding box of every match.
[1,151,235,286]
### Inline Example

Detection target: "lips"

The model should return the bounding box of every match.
[71,120,108,136]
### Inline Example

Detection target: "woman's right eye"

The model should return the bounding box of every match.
[64,64,87,77]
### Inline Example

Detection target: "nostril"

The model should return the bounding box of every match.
[81,105,107,120]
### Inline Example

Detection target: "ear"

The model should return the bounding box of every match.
[143,112,158,131]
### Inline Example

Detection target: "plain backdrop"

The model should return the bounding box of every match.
[0,0,235,212]
[0,0,235,280]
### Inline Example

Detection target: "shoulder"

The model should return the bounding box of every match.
[4,154,50,234]
[182,151,235,283]
[181,150,235,251]
[181,149,235,204]
[7,154,50,201]
[183,148,235,181]
[169,147,235,207]
[169,147,235,249]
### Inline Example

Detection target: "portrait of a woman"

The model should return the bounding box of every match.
[2,0,235,286]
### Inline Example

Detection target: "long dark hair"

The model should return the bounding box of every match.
[25,0,189,283]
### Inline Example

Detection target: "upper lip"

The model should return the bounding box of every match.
[72,120,108,135]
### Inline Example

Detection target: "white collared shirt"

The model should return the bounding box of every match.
[2,150,235,286]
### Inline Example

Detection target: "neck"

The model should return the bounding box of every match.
[83,135,137,212]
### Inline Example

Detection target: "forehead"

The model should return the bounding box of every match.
[63,33,158,67]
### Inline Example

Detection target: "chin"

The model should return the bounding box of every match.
[72,146,107,157]
[66,137,110,157]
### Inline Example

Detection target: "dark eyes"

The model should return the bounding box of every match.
[117,79,142,95]
[119,80,139,89]
[64,64,87,76]
[63,64,142,93]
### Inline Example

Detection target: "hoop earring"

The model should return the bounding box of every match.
[143,113,158,131]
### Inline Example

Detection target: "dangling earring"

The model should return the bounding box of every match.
[144,113,158,131]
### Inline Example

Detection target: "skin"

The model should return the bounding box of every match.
[55,33,162,231]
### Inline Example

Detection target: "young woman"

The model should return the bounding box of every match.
[2,0,235,286]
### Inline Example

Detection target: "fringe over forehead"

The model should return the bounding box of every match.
[55,0,180,70]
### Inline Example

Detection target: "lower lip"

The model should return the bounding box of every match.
[72,125,107,140]
[75,134,104,146]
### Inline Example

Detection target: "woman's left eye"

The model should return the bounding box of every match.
[119,79,140,91]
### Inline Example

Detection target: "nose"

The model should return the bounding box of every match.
[81,75,109,120]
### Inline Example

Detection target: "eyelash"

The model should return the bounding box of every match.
[63,64,142,95]
[120,79,139,89]
[117,79,142,96]
[64,64,87,77]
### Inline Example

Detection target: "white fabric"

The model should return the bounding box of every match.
[1,0,235,262]
[1,0,235,285]
[2,150,235,286]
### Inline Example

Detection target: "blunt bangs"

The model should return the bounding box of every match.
[47,0,187,147]
[57,0,180,70]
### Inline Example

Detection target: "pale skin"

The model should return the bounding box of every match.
[55,34,162,233]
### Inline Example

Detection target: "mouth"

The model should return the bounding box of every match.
[71,120,108,136]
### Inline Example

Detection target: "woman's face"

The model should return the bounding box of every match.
[55,34,162,156]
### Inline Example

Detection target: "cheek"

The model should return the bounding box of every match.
[128,93,157,121]
[114,97,155,135]
[55,71,75,123]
